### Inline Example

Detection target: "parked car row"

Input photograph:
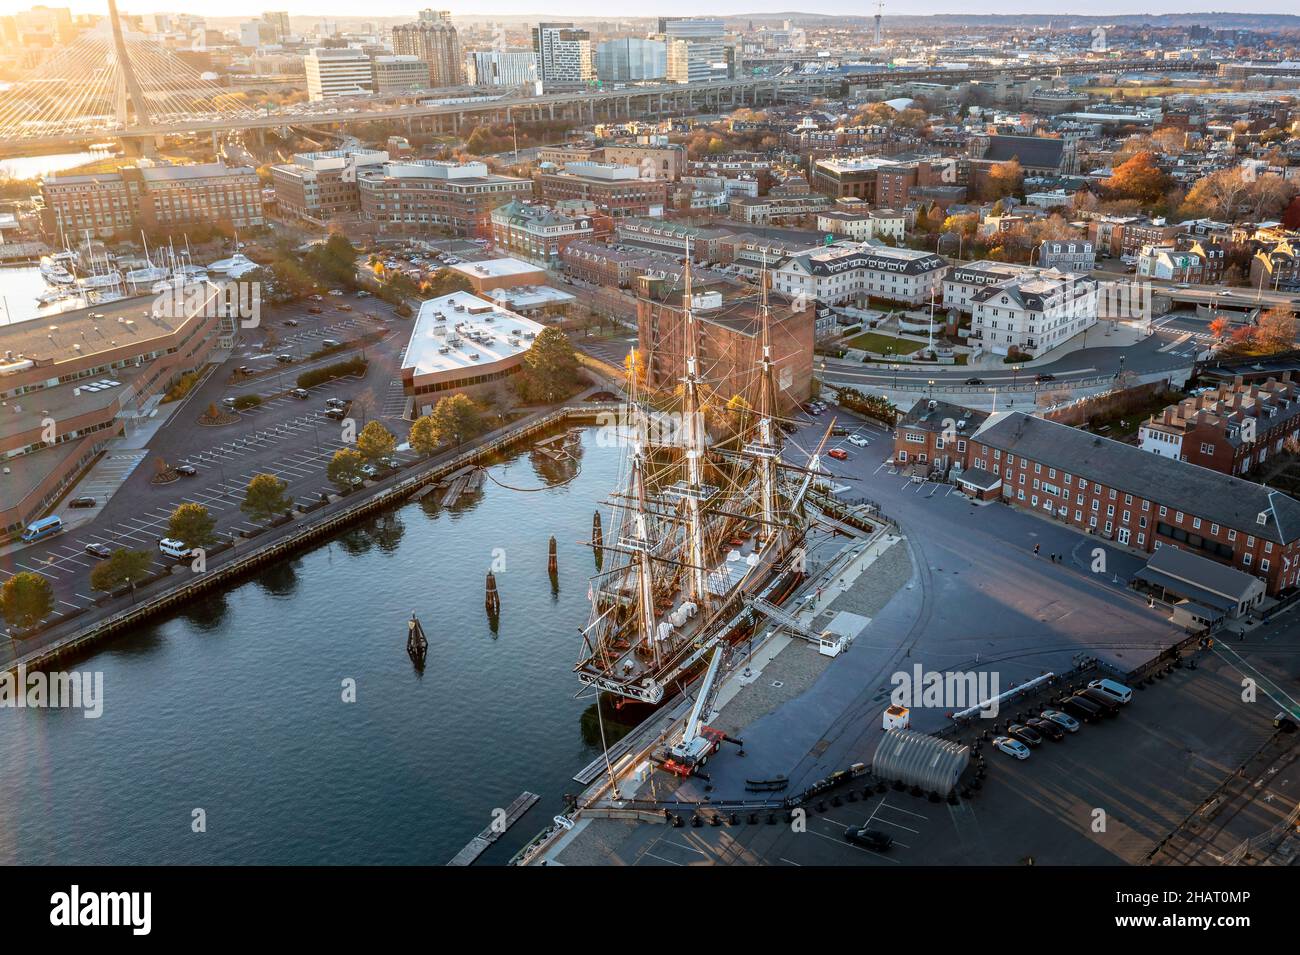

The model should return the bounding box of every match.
[992,679,1132,761]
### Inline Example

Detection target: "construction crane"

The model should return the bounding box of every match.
[657,647,744,778]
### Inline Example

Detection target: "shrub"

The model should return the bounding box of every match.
[297,357,368,390]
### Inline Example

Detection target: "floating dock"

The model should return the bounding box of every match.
[447,791,540,866]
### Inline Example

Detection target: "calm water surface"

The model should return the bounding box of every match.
[0,428,621,864]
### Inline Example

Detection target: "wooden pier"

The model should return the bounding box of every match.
[447,791,540,866]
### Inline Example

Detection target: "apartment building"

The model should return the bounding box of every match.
[532,22,594,85]
[600,144,686,181]
[489,200,594,268]
[357,161,532,237]
[1250,239,1299,291]
[816,208,906,243]
[465,50,538,87]
[537,162,669,218]
[1087,215,1180,259]
[40,162,263,240]
[371,55,431,94]
[1038,240,1096,273]
[728,193,831,225]
[1138,243,1204,282]
[968,272,1098,358]
[391,9,464,88]
[772,242,948,307]
[270,148,388,223]
[1138,375,1300,476]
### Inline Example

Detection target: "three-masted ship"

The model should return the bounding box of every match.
[576,261,819,705]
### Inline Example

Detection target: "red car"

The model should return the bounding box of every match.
[828,448,848,461]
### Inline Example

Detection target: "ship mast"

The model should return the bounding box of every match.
[625,371,661,666]
[678,246,711,607]
[751,255,782,543]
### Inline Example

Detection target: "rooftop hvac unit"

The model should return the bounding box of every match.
[485,314,494,322]
[438,346,450,354]
[469,353,479,361]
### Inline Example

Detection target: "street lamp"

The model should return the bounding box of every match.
[1116,353,1126,380]
[1012,363,1021,389]
[927,378,935,400]
[892,362,899,391]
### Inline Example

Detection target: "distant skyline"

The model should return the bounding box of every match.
[2,2,1299,21]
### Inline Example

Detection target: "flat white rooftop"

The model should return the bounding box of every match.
[403,292,546,378]
[487,285,576,310]
[451,257,545,281]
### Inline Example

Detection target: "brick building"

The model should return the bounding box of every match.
[357,160,532,237]
[41,162,263,239]
[537,162,669,218]
[924,409,1300,595]
[636,274,815,409]
[270,148,388,223]
[488,199,594,268]
[1138,375,1300,476]
[560,240,657,287]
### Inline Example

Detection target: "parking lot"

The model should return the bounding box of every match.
[0,290,415,631]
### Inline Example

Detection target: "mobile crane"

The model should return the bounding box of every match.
[657,646,744,779]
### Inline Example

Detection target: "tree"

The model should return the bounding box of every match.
[167,502,216,549]
[408,414,441,456]
[422,267,474,298]
[426,393,484,446]
[241,473,293,523]
[1256,308,1297,354]
[1181,168,1253,220]
[357,421,396,462]
[982,159,1022,201]
[624,347,645,387]
[89,549,153,594]
[1,572,54,631]
[516,326,581,403]
[1103,151,1170,205]
[1208,316,1233,339]
[328,448,365,491]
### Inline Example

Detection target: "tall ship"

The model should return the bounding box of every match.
[576,262,819,705]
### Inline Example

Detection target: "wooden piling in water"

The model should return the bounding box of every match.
[485,569,501,617]
[548,536,558,574]
[592,511,603,571]
[407,612,428,669]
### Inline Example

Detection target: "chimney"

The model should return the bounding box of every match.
[1163,408,1173,424]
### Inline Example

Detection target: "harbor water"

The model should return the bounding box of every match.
[0,428,622,865]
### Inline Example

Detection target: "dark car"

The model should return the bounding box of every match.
[1079,687,1122,717]
[1035,372,1056,383]
[844,826,894,851]
[84,542,113,559]
[275,354,294,364]
[1026,717,1065,741]
[1007,723,1043,747]
[325,407,346,420]
[174,464,197,477]
[307,305,323,314]
[68,496,97,508]
[1059,694,1102,722]
[965,377,985,385]
[779,421,799,434]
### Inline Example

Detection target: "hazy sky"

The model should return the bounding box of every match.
[3,1,1298,18]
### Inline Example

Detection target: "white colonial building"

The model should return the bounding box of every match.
[772,241,947,307]
[968,272,1099,358]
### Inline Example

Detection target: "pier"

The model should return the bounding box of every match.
[447,792,540,866]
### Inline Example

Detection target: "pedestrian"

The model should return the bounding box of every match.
[1033,543,1040,555]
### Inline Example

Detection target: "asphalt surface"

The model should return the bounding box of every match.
[0,291,415,637]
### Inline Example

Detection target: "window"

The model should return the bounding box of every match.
[1192,518,1201,530]
[1243,553,1252,566]
[1210,523,1219,535]
[1159,506,1168,517]
[1228,529,1237,542]
[1261,559,1270,572]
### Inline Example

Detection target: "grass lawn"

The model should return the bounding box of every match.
[844,331,925,355]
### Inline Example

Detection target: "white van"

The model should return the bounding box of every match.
[1088,678,1133,704]
[158,538,191,559]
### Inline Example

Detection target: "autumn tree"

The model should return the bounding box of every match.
[516,326,581,403]
[1,572,54,631]
[981,159,1023,201]
[1208,316,1233,339]
[425,393,484,447]
[89,548,154,594]
[1102,151,1170,206]
[167,503,216,549]
[241,473,293,523]
[356,420,397,462]
[327,448,365,491]
[1256,307,1298,354]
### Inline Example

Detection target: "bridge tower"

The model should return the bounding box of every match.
[106,0,151,130]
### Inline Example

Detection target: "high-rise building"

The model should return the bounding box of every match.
[465,50,538,87]
[657,17,728,84]
[392,10,465,88]
[531,22,594,86]
[595,38,667,82]
[262,11,291,40]
[304,47,374,100]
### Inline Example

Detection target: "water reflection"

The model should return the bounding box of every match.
[178,592,230,632]
[255,560,300,598]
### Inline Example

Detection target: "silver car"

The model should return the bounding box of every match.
[1040,709,1081,733]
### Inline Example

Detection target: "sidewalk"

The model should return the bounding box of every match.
[965,321,1150,372]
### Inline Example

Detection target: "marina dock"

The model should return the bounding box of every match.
[447,792,540,866]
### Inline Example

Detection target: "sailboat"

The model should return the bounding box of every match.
[575,255,816,705]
